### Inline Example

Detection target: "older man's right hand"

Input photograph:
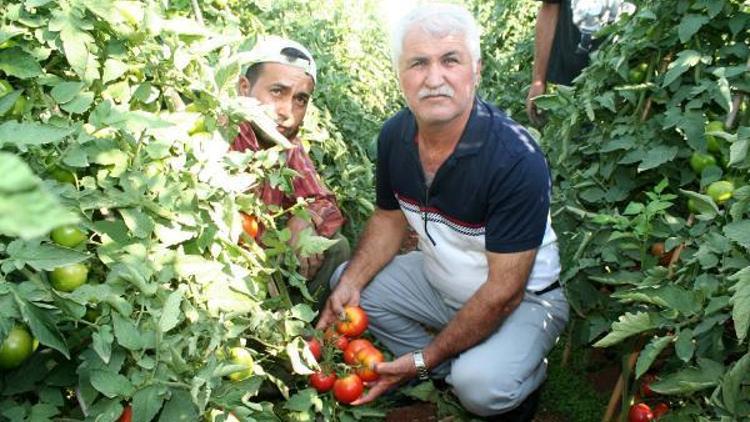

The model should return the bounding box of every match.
[526,81,547,126]
[315,282,361,330]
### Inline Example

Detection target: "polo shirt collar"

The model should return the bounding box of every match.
[403,97,492,158]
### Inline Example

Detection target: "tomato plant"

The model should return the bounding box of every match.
[335,306,368,338]
[0,325,34,369]
[332,374,364,404]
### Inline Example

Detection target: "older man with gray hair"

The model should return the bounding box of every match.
[317,3,568,419]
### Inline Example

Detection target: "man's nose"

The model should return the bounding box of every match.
[425,63,445,88]
[273,98,292,123]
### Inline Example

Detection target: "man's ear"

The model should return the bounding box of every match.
[238,75,251,96]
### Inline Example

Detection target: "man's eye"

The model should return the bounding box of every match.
[444,57,459,64]
[270,88,282,95]
[295,97,308,106]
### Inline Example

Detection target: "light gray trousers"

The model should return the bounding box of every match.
[330,251,569,417]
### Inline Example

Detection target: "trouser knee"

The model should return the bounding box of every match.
[449,364,526,417]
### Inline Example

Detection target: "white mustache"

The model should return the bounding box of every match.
[418,86,454,99]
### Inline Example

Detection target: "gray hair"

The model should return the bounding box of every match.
[390,3,481,71]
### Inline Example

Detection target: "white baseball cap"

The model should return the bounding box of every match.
[243,35,317,84]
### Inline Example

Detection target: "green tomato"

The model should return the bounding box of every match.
[51,225,87,248]
[49,166,76,184]
[687,198,699,213]
[11,94,26,117]
[0,80,12,98]
[628,62,648,84]
[707,180,735,204]
[50,263,89,292]
[689,152,717,174]
[0,325,34,369]
[705,120,724,153]
[227,347,254,382]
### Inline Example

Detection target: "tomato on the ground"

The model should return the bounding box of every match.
[309,371,337,393]
[50,263,89,292]
[51,225,87,248]
[336,306,368,338]
[0,325,34,369]
[333,374,364,404]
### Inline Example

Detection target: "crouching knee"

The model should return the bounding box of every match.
[449,366,526,417]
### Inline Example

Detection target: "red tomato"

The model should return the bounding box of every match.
[629,403,654,422]
[306,338,322,361]
[240,213,259,239]
[335,306,368,338]
[640,373,656,397]
[309,371,337,393]
[333,374,364,404]
[343,339,375,365]
[354,347,384,382]
[324,328,349,351]
[119,405,132,422]
[653,402,669,419]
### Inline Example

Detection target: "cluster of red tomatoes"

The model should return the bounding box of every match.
[628,374,669,421]
[306,306,385,404]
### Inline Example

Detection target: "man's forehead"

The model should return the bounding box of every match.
[401,28,470,57]
[258,62,314,91]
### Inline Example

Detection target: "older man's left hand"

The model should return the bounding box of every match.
[351,352,419,405]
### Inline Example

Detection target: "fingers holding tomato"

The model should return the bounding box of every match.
[336,306,368,338]
[333,374,364,404]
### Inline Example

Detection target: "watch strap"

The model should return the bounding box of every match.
[412,349,430,380]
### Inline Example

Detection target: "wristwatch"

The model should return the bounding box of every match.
[412,349,430,380]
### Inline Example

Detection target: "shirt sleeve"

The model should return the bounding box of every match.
[286,143,345,238]
[485,152,551,253]
[375,128,400,210]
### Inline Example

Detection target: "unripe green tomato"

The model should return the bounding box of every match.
[707,180,734,204]
[687,198,699,213]
[227,347,254,382]
[50,225,87,248]
[11,94,26,117]
[690,152,717,174]
[49,166,76,184]
[705,120,724,153]
[0,80,12,97]
[0,325,34,369]
[628,62,648,84]
[50,263,89,292]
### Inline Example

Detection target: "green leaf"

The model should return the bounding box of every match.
[649,359,723,395]
[49,7,97,82]
[291,303,315,323]
[10,286,69,358]
[678,14,709,43]
[284,388,321,412]
[0,47,43,79]
[723,221,750,249]
[89,369,134,398]
[102,59,128,84]
[112,312,144,350]
[0,90,22,116]
[728,271,750,342]
[593,312,658,348]
[158,288,183,333]
[92,325,114,364]
[721,352,750,415]
[674,328,694,363]
[119,208,155,239]
[635,335,674,379]
[402,381,439,402]
[0,121,74,148]
[157,389,197,422]
[61,91,94,114]
[612,285,699,316]
[680,189,720,219]
[132,385,165,422]
[51,81,85,104]
[729,138,748,166]
[5,240,89,271]
[0,152,37,192]
[637,145,678,172]
[662,50,702,87]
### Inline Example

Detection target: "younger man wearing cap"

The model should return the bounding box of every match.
[233,36,349,305]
